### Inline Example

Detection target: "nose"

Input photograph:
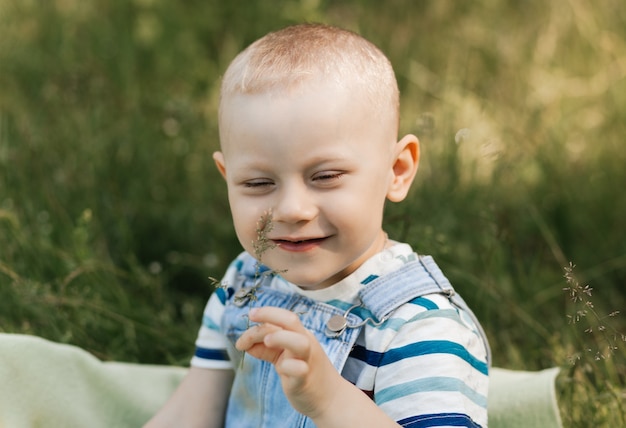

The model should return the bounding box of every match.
[272,182,318,224]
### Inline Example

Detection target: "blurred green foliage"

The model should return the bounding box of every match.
[1,0,625,425]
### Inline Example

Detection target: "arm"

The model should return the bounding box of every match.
[371,302,489,427]
[143,366,234,428]
[307,376,401,428]
[235,307,400,428]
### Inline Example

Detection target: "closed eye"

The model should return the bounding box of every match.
[313,171,344,181]
[311,171,345,187]
[243,179,274,188]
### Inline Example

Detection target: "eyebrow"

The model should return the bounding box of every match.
[230,154,356,180]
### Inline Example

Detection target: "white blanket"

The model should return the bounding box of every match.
[0,333,562,427]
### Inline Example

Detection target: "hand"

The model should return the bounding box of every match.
[235,306,341,419]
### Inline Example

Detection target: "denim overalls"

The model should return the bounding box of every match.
[220,255,490,428]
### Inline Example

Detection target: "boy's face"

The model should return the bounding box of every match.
[215,81,415,290]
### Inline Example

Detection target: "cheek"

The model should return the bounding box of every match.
[231,216,257,255]
[228,199,259,247]
[345,176,389,209]
[324,189,385,228]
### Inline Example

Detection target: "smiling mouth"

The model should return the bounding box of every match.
[272,237,327,251]
[274,237,326,244]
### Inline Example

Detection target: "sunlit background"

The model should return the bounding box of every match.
[1,1,624,425]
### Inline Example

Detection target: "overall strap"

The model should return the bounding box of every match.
[358,255,492,366]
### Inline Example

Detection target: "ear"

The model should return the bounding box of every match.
[387,134,419,202]
[213,151,227,179]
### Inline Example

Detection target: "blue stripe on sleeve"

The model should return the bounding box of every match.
[348,308,465,333]
[201,314,220,330]
[382,340,488,375]
[350,341,488,375]
[361,274,379,284]
[194,346,230,361]
[410,296,439,310]
[397,412,482,427]
[376,376,487,408]
[350,344,383,366]
[215,287,227,304]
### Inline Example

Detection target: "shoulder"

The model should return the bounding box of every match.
[218,251,261,286]
[374,292,489,372]
[388,293,481,340]
[226,251,257,275]
[362,293,466,347]
[210,252,255,303]
[214,251,289,303]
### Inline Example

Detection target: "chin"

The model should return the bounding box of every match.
[284,275,328,290]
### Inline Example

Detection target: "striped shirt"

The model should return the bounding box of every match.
[192,243,488,427]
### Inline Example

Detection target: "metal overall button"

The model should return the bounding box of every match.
[326,315,348,336]
[325,301,387,338]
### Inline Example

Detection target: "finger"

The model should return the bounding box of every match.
[248,307,306,333]
[275,357,309,380]
[235,322,281,351]
[264,329,311,360]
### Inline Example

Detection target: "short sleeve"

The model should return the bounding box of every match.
[190,290,233,369]
[373,294,488,427]
[190,254,250,370]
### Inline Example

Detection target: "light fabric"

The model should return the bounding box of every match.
[0,333,562,427]
[193,246,489,426]
[0,333,185,428]
[489,367,563,428]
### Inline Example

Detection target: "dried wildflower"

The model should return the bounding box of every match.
[563,262,624,364]
[233,210,278,305]
[252,210,276,260]
[206,210,290,367]
[208,276,228,290]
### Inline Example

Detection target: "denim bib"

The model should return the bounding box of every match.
[221,255,490,428]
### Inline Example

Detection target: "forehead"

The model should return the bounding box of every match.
[218,82,395,163]
[220,83,376,143]
[219,79,392,148]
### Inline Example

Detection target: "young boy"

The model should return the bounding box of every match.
[146,23,490,428]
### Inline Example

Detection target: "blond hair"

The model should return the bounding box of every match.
[219,23,399,132]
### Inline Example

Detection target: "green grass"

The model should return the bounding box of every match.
[1,0,625,426]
